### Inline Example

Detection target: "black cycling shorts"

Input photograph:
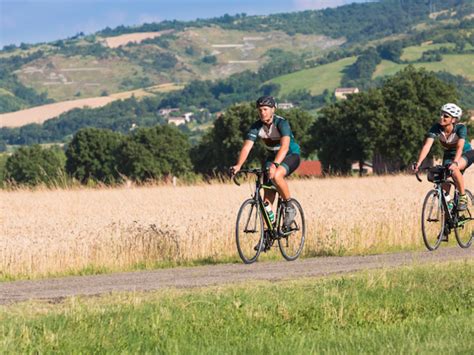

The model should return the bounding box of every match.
[443,150,474,171]
[264,154,301,176]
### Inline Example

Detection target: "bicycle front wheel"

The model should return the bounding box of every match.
[454,189,474,248]
[421,189,445,251]
[236,199,264,264]
[278,198,305,261]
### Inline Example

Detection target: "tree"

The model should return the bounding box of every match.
[5,145,66,186]
[310,66,459,174]
[310,92,389,175]
[118,125,192,181]
[377,41,403,62]
[65,128,124,183]
[0,139,6,152]
[277,108,315,157]
[191,103,260,174]
[379,66,458,169]
[341,47,381,88]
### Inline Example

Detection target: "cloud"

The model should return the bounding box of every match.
[293,0,353,11]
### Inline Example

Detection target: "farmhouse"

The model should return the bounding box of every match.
[167,117,186,126]
[296,160,322,177]
[351,161,373,175]
[334,87,359,100]
[278,102,294,110]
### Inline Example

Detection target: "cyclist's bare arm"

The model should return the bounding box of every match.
[415,137,434,171]
[231,140,254,174]
[451,138,465,169]
[273,136,290,165]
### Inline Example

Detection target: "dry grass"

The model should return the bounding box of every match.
[101,30,173,48]
[0,97,116,127]
[0,84,181,128]
[2,173,473,278]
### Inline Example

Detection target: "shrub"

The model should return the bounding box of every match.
[5,145,66,186]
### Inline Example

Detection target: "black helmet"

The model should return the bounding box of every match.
[256,96,276,108]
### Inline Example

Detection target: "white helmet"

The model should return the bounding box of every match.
[441,103,462,119]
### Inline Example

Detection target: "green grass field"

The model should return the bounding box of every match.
[269,56,357,96]
[1,261,472,353]
[374,53,474,81]
[400,42,456,61]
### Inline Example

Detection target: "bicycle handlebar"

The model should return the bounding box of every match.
[415,165,452,183]
[231,168,264,186]
[415,170,422,182]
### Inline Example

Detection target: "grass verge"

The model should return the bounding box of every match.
[1,260,472,353]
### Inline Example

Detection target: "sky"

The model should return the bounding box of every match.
[0,0,370,48]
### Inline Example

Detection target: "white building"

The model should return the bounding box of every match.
[167,117,186,126]
[278,102,294,110]
[334,87,359,100]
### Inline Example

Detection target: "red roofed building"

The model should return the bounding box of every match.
[296,160,322,176]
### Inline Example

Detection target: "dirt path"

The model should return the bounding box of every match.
[1,248,472,305]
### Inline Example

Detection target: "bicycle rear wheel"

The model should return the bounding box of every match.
[278,198,305,261]
[421,189,445,251]
[236,199,264,264]
[454,189,474,248]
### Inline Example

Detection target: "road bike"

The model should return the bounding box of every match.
[416,165,474,250]
[233,168,305,264]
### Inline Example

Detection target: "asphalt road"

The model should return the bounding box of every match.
[1,247,472,305]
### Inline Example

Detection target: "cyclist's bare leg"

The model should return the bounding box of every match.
[451,158,467,195]
[442,182,451,195]
[263,189,277,205]
[272,166,290,200]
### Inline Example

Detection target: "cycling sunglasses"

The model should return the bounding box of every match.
[440,112,453,119]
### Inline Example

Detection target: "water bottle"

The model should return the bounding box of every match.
[264,201,275,223]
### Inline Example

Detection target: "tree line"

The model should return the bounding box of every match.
[96,0,470,44]
[3,124,192,187]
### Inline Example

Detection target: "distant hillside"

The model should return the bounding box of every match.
[270,57,357,96]
[0,83,182,128]
[0,0,473,145]
[1,0,471,112]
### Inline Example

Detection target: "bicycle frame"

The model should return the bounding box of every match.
[234,168,283,237]
[435,180,458,227]
[416,165,474,233]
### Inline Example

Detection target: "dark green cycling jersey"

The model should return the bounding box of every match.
[426,123,472,159]
[246,115,300,155]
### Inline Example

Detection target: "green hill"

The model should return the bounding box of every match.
[400,42,456,61]
[1,0,472,109]
[269,57,357,96]
[373,53,474,81]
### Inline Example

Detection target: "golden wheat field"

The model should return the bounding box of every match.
[2,173,474,278]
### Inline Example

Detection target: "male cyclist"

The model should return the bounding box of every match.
[231,96,301,227]
[414,103,474,210]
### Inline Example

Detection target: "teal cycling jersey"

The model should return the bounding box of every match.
[426,123,472,159]
[246,115,300,155]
